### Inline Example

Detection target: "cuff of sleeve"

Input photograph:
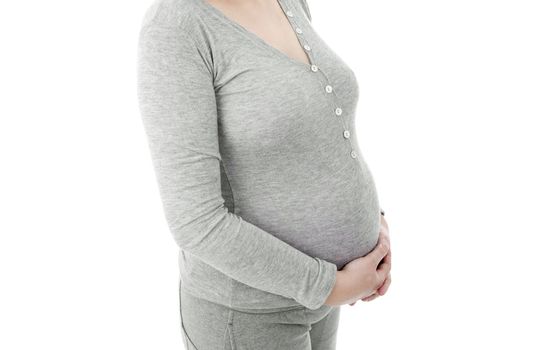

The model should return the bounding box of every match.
[303,258,338,310]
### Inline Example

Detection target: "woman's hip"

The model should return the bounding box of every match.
[179,278,340,350]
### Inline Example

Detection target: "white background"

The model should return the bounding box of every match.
[1,0,558,349]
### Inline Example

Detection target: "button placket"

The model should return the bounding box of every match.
[316,77,356,158]
[317,68,356,158]
[278,3,316,73]
[279,2,357,160]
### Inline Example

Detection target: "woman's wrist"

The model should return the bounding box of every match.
[325,270,352,306]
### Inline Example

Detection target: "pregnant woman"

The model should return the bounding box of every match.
[137,0,392,348]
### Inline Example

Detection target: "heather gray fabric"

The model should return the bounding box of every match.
[179,278,340,350]
[136,0,382,312]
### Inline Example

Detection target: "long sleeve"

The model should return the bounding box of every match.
[136,23,337,310]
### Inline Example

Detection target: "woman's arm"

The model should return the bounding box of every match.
[136,22,336,310]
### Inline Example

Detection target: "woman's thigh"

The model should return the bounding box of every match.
[310,306,341,350]
[179,279,340,350]
[179,280,232,350]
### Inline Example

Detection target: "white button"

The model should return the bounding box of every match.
[286,10,294,17]
[325,85,333,93]
[310,65,318,72]
[343,130,350,138]
[350,150,357,159]
[335,107,343,116]
[295,27,303,34]
[303,44,311,51]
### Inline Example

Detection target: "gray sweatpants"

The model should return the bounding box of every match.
[179,278,341,350]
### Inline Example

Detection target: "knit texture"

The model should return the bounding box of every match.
[137,0,381,311]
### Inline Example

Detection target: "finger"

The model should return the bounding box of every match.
[368,241,389,267]
[378,258,390,276]
[362,289,377,300]
[378,230,389,245]
[379,246,391,266]
[377,274,391,296]
[384,232,391,249]
[376,251,390,270]
[362,293,380,302]
[380,248,391,270]
[379,230,390,250]
[377,258,391,280]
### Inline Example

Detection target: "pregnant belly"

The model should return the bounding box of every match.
[231,162,381,270]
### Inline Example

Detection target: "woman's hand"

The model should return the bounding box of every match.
[325,229,390,307]
[350,214,392,305]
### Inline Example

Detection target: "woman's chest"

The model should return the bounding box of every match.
[211,36,360,152]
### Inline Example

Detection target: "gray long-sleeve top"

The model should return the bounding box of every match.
[136,0,382,312]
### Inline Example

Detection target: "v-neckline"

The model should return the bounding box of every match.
[195,0,313,69]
